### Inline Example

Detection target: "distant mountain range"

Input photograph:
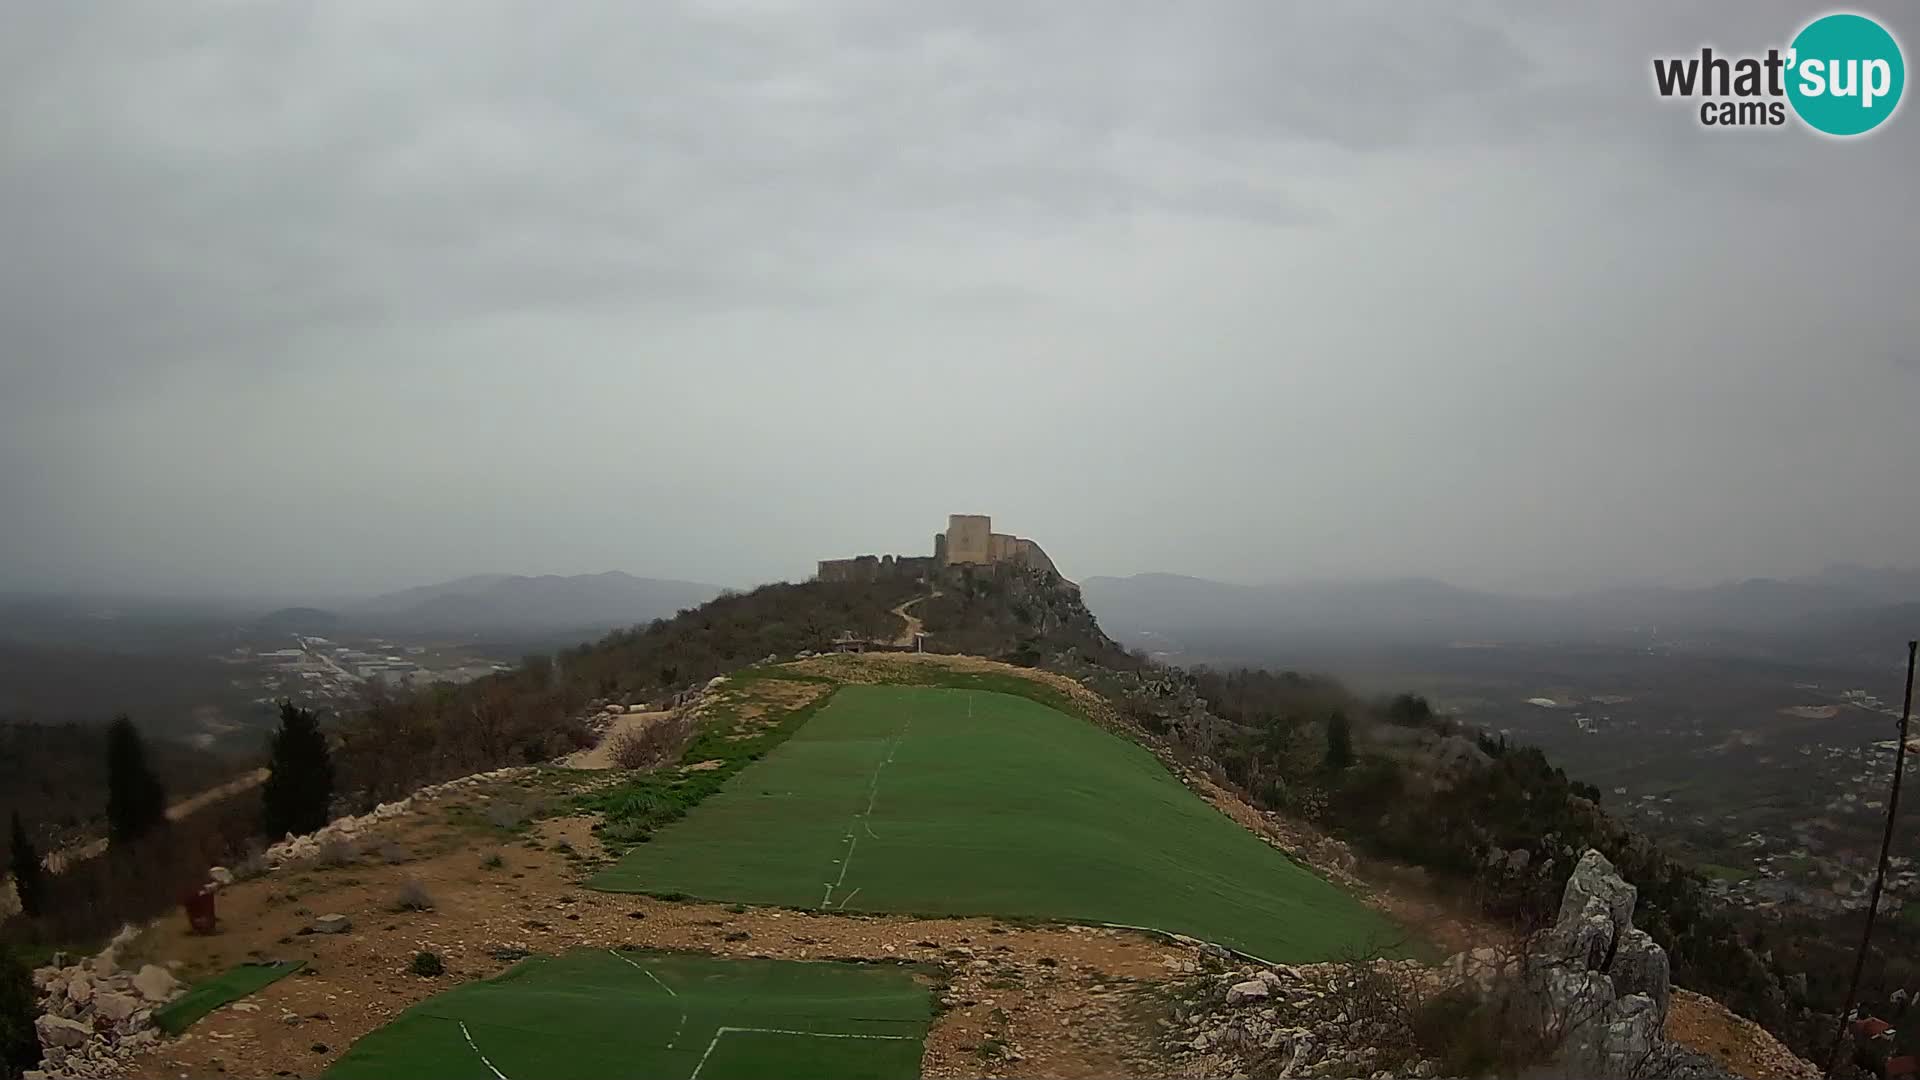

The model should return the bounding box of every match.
[260,572,725,638]
[1082,565,1920,669]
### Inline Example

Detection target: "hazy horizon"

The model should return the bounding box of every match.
[5,3,1916,599]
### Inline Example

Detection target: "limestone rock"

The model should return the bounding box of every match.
[132,964,180,1002]
[208,866,235,887]
[64,972,93,1005]
[93,991,140,1024]
[1525,848,1675,1079]
[35,1014,91,1049]
[1557,849,1636,942]
[1225,979,1270,1005]
[1611,928,1671,1018]
[311,913,351,934]
[1557,898,1618,972]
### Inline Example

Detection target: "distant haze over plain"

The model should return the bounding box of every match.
[3,3,1916,599]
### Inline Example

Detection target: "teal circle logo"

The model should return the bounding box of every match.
[1787,13,1905,136]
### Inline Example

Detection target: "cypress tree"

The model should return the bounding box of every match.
[0,939,40,1078]
[1323,709,1355,771]
[262,702,334,839]
[105,715,167,845]
[6,812,43,920]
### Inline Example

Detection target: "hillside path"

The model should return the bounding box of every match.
[889,591,941,646]
[4,765,271,913]
[560,710,674,770]
[47,767,270,873]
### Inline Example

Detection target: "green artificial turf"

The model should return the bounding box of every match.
[153,960,307,1035]
[590,685,1408,962]
[323,949,931,1080]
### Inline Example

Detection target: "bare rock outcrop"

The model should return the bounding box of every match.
[1526,848,1676,1078]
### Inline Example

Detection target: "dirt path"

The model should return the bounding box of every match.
[889,591,941,646]
[557,711,673,770]
[5,766,272,915]
[42,767,271,874]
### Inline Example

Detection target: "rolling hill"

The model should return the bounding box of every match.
[347,572,725,636]
[1082,569,1920,666]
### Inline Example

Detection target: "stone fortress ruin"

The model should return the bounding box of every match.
[816,514,1062,584]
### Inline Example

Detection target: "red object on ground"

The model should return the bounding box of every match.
[182,887,216,934]
[1887,1055,1916,1078]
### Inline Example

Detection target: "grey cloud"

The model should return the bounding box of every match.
[1,1,1916,596]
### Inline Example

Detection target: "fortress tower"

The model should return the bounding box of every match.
[819,513,1063,583]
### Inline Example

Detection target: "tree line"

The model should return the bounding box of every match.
[3,702,336,1076]
[1160,663,1861,1073]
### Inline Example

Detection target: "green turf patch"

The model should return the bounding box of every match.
[591,685,1409,962]
[153,960,307,1035]
[321,949,931,1080]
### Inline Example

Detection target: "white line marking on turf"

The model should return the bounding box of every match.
[822,704,913,908]
[836,887,861,908]
[857,711,912,839]
[688,1026,914,1080]
[458,1020,510,1080]
[608,950,687,1049]
[833,835,858,887]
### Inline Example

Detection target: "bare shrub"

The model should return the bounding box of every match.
[378,841,411,865]
[485,799,526,830]
[1325,956,1421,1070]
[609,713,699,771]
[230,840,269,882]
[1311,939,1573,1080]
[313,835,359,868]
[391,877,434,912]
[1405,935,1577,1079]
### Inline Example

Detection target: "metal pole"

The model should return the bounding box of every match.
[1828,640,1919,1076]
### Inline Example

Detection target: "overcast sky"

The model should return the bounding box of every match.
[2,2,1916,599]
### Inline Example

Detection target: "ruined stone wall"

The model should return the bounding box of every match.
[893,556,936,579]
[816,554,935,583]
[987,532,1017,563]
[816,556,878,583]
[1009,538,1060,577]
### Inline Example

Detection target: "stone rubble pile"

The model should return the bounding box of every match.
[1166,956,1443,1079]
[234,766,538,874]
[24,926,183,1080]
[1165,850,1748,1080]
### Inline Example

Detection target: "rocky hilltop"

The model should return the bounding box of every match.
[2,566,1834,1079]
